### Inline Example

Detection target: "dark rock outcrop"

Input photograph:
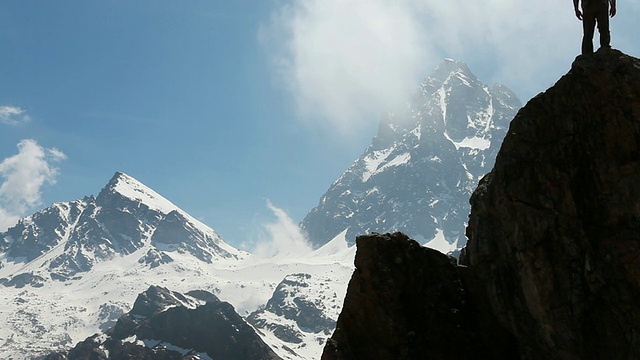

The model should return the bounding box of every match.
[50,286,281,360]
[323,49,640,360]
[0,272,46,288]
[138,249,174,268]
[43,334,185,360]
[322,232,517,360]
[111,286,280,360]
[463,48,640,359]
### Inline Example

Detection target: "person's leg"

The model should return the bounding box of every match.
[582,12,597,54]
[596,7,611,49]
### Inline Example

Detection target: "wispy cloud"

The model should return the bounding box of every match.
[252,200,313,258]
[262,0,578,134]
[0,106,31,125]
[261,0,433,135]
[0,139,66,231]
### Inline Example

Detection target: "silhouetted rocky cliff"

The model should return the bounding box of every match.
[323,49,640,359]
[322,233,517,360]
[464,48,640,359]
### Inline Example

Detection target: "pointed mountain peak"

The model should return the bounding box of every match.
[436,58,472,73]
[128,285,207,319]
[424,58,481,91]
[302,59,521,248]
[100,171,179,214]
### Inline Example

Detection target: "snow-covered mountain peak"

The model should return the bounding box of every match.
[128,285,208,318]
[426,58,478,89]
[302,59,522,248]
[435,58,471,75]
[0,171,247,281]
[100,171,179,215]
[303,229,355,263]
[0,170,357,360]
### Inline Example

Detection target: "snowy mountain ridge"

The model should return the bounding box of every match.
[301,59,521,251]
[0,172,245,284]
[0,172,355,360]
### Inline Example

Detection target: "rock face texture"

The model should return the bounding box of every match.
[324,49,640,360]
[322,233,517,360]
[247,273,341,345]
[463,48,640,359]
[0,172,244,280]
[301,59,520,249]
[48,286,282,360]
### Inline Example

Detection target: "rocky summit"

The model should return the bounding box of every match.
[47,286,282,360]
[302,59,521,250]
[464,48,640,359]
[324,49,640,360]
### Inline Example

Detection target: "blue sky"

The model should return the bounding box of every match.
[2,0,639,248]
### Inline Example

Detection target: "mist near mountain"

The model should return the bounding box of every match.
[302,59,521,251]
[323,49,640,360]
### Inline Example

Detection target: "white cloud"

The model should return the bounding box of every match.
[252,200,313,258]
[47,148,68,162]
[262,0,433,135]
[0,139,66,231]
[0,208,20,234]
[263,0,580,134]
[0,106,31,125]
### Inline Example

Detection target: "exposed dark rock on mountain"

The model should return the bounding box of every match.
[321,233,516,360]
[0,172,244,281]
[324,49,640,360]
[138,248,174,268]
[248,273,339,345]
[0,272,45,288]
[43,334,186,360]
[302,59,521,248]
[0,199,85,259]
[463,48,640,359]
[49,286,282,360]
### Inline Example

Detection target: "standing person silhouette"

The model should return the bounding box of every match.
[574,0,617,54]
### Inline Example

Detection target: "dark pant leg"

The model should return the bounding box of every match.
[596,8,611,48]
[582,13,597,54]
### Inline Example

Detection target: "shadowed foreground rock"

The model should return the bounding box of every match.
[322,232,517,360]
[463,48,640,359]
[323,49,640,360]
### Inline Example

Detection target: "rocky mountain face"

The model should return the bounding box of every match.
[47,286,281,360]
[241,231,355,360]
[0,172,354,359]
[0,172,244,282]
[301,59,521,251]
[248,273,343,346]
[323,49,640,359]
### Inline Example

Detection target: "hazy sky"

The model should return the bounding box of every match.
[1,0,639,248]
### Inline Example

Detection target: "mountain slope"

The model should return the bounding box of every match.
[0,172,244,281]
[323,49,640,360]
[0,172,355,359]
[247,231,355,359]
[301,59,521,250]
[47,286,281,360]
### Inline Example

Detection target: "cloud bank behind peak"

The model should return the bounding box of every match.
[262,0,578,135]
